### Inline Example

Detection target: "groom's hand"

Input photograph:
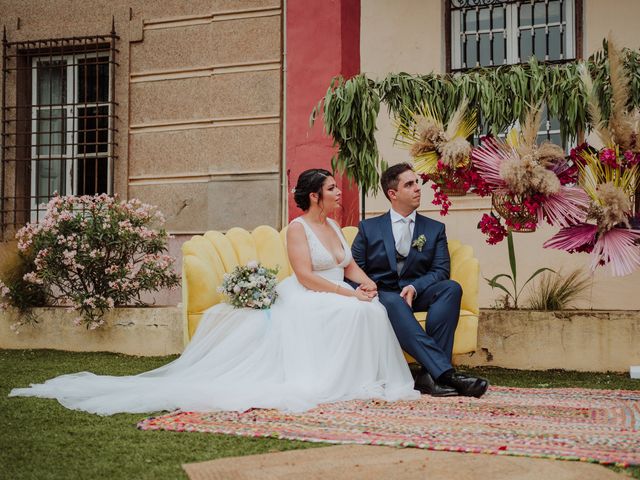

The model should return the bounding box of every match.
[359,279,378,296]
[400,286,415,308]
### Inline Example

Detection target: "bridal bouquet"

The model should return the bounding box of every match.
[218,261,279,309]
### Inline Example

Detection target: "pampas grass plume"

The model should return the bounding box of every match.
[606,37,635,150]
[500,155,561,196]
[536,142,566,167]
[440,137,471,168]
[596,182,632,230]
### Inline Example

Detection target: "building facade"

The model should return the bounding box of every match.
[1,0,285,240]
[360,0,640,310]
[1,0,639,310]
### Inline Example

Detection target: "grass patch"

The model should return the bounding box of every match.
[1,350,318,480]
[1,349,639,479]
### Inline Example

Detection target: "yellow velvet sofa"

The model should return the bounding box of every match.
[181,225,480,359]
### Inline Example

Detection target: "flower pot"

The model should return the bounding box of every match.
[491,193,537,233]
[440,185,468,196]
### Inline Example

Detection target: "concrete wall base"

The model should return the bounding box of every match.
[454,310,640,373]
[2,308,639,371]
[0,307,183,357]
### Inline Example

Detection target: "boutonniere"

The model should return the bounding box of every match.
[412,234,426,252]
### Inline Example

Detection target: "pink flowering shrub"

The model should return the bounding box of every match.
[13,194,180,329]
[0,243,47,330]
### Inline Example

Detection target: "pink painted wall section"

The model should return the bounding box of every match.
[285,0,361,226]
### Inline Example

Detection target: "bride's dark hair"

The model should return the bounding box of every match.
[293,168,333,211]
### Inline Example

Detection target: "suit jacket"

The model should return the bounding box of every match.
[352,211,450,296]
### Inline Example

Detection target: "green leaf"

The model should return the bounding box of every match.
[518,267,556,298]
[507,231,517,286]
[483,275,514,299]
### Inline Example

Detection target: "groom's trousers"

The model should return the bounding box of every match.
[377,279,462,379]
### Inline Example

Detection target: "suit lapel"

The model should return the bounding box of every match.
[400,213,424,276]
[380,212,398,273]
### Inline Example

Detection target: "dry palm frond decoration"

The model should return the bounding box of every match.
[394,99,481,215]
[544,38,640,277]
[395,99,477,174]
[472,104,590,242]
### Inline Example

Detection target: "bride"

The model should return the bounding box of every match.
[10,168,420,415]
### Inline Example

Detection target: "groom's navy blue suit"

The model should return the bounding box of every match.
[352,211,461,379]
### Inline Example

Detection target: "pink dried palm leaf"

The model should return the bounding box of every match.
[539,186,590,227]
[591,228,640,276]
[471,136,513,188]
[543,223,598,252]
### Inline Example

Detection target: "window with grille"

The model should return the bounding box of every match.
[450,0,577,70]
[447,0,581,146]
[1,32,118,232]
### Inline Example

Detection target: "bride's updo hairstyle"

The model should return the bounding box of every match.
[293,168,333,211]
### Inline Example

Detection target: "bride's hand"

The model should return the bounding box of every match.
[359,279,378,295]
[354,286,374,302]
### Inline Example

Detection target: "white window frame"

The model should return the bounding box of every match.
[451,0,575,70]
[30,52,112,221]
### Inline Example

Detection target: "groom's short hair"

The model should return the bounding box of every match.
[381,163,414,200]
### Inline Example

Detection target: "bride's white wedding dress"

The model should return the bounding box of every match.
[10,217,419,415]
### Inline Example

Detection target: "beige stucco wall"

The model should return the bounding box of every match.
[584,0,640,53]
[360,0,640,310]
[0,0,283,236]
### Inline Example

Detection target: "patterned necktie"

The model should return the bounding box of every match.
[396,217,412,270]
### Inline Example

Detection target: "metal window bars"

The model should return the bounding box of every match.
[450,0,575,72]
[1,25,118,237]
[449,0,576,147]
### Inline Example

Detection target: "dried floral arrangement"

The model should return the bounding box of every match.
[394,99,487,215]
[471,106,590,244]
[544,39,640,276]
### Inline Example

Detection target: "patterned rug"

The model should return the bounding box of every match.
[138,386,640,467]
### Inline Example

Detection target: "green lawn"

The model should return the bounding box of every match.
[1,349,638,479]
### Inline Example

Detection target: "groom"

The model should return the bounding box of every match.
[352,163,488,398]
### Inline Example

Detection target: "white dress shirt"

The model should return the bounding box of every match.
[390,208,416,249]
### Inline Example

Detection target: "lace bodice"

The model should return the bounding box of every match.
[290,217,351,281]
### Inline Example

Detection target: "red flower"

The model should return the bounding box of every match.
[569,143,590,164]
[599,148,618,168]
[430,183,451,216]
[466,168,493,197]
[478,213,508,245]
[623,149,640,167]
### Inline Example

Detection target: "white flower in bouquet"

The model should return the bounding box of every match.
[217,261,279,309]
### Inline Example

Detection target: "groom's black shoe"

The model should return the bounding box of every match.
[439,371,489,398]
[414,368,458,397]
